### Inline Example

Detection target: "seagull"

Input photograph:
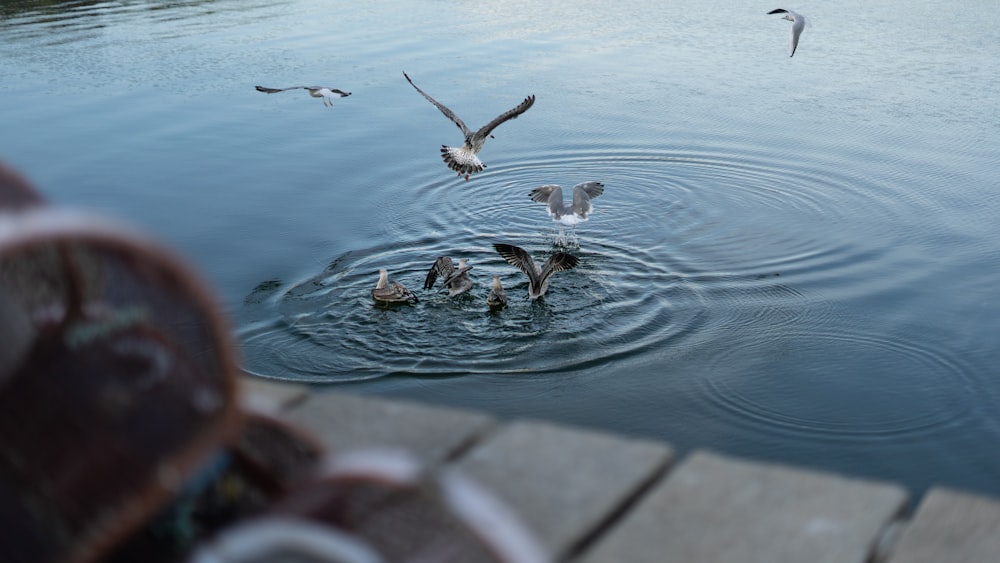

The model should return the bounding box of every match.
[423,256,474,297]
[255,85,352,107]
[529,182,605,231]
[403,71,535,181]
[493,243,579,300]
[372,269,418,304]
[768,9,806,57]
[486,275,508,309]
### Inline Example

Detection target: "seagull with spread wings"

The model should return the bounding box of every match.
[403,71,535,181]
[423,256,474,297]
[255,85,352,107]
[493,243,579,300]
[767,9,807,57]
[529,181,605,231]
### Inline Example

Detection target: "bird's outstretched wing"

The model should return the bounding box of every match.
[539,252,580,285]
[424,256,455,290]
[403,72,472,137]
[530,185,565,217]
[788,15,805,57]
[493,244,539,285]
[572,181,604,218]
[473,95,535,141]
[256,85,306,94]
[442,263,474,286]
[575,181,605,200]
[529,185,560,204]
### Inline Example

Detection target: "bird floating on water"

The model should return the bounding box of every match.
[372,269,418,304]
[767,9,806,57]
[493,243,579,300]
[255,85,352,107]
[529,181,605,234]
[403,71,535,181]
[486,275,508,309]
[423,256,474,297]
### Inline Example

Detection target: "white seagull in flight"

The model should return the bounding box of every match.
[403,71,535,181]
[768,9,806,57]
[529,182,605,231]
[255,85,352,107]
[493,243,579,300]
[423,256,474,297]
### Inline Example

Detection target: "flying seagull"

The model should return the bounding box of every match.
[255,85,352,107]
[486,275,508,309]
[423,256,474,297]
[493,243,579,300]
[403,71,535,181]
[767,9,806,57]
[372,269,418,304]
[529,182,605,230]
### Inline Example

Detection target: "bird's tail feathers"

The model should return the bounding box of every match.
[441,146,485,176]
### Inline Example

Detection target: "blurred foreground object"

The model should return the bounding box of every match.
[194,449,549,563]
[0,163,45,210]
[0,205,245,563]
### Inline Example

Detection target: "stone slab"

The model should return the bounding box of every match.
[285,391,496,465]
[240,375,311,412]
[887,487,1000,563]
[579,449,909,563]
[454,419,673,560]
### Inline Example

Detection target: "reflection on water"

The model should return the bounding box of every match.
[3,0,1000,501]
[0,0,280,46]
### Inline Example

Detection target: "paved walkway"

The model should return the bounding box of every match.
[246,378,1000,563]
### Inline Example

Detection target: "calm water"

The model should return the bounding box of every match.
[3,0,1000,500]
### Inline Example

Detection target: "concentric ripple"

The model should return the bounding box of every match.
[695,330,979,441]
[239,234,705,381]
[240,143,919,382]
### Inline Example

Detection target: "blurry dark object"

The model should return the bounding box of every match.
[106,408,325,563]
[0,161,45,210]
[189,517,384,563]
[270,449,549,563]
[0,207,244,563]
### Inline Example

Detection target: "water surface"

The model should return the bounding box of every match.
[3,0,1000,500]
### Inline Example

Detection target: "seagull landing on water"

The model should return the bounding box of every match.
[423,256,474,297]
[767,9,806,57]
[529,182,605,235]
[255,85,352,107]
[403,71,535,181]
[493,243,579,300]
[486,275,508,309]
[372,269,418,304]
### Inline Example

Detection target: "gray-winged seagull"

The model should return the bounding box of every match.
[423,256,474,297]
[493,243,579,300]
[403,71,535,181]
[529,181,605,232]
[767,9,806,57]
[486,275,508,309]
[255,85,352,107]
[372,269,418,304]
